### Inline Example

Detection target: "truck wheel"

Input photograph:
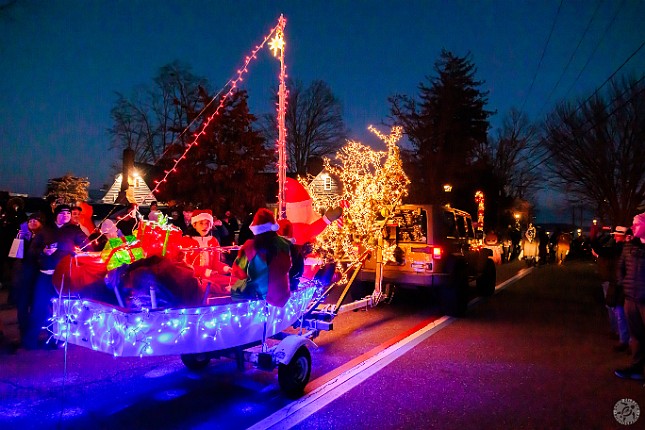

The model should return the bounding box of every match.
[180,353,211,370]
[278,346,311,398]
[476,259,497,297]
[440,258,469,317]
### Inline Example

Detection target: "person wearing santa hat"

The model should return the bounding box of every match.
[284,177,342,246]
[231,208,291,307]
[181,209,232,296]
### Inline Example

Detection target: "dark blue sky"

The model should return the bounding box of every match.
[1,1,644,222]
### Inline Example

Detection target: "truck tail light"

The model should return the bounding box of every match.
[432,247,442,259]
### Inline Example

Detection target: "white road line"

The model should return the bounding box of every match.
[248,268,533,430]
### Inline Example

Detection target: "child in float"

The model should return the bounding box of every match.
[231,208,292,306]
[181,209,232,296]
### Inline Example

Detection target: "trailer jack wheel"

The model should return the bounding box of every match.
[181,353,211,370]
[278,346,311,398]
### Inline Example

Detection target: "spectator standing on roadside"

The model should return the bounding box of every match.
[70,205,91,236]
[614,213,645,380]
[13,212,45,346]
[147,201,162,223]
[24,205,88,349]
[211,215,229,244]
[119,202,143,236]
[0,197,27,295]
[221,210,240,246]
[591,226,630,352]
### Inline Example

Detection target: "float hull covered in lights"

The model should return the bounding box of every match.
[51,286,316,357]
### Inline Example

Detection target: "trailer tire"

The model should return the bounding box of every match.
[181,353,211,370]
[476,258,496,297]
[278,346,311,398]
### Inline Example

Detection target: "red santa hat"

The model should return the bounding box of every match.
[250,208,279,235]
[191,209,213,225]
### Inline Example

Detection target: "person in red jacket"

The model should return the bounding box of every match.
[181,209,232,296]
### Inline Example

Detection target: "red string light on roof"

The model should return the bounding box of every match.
[146,15,288,200]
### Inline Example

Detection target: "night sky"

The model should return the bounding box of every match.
[1,0,644,222]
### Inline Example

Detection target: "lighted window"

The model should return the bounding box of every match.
[324,176,332,191]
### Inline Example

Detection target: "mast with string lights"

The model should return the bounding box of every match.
[269,15,288,219]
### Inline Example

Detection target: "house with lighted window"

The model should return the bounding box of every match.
[101,150,161,205]
[101,170,157,205]
[307,169,342,198]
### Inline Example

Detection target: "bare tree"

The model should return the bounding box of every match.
[481,108,541,201]
[108,61,209,165]
[263,79,348,175]
[542,76,645,225]
[471,108,541,227]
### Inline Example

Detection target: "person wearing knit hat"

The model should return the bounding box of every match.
[284,177,342,246]
[25,203,88,349]
[181,209,232,297]
[614,211,645,380]
[231,208,292,306]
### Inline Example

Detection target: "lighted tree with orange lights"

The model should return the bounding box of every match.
[306,126,410,263]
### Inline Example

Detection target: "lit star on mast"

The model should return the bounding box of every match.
[269,33,285,57]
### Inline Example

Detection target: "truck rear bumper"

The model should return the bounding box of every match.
[358,269,450,288]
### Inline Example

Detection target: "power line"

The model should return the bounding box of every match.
[561,0,626,102]
[526,71,645,174]
[521,36,645,175]
[536,0,604,119]
[519,0,564,114]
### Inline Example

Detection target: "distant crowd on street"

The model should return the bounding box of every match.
[481,222,583,267]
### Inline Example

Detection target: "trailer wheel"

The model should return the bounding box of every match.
[181,353,211,370]
[476,258,496,297]
[278,346,311,398]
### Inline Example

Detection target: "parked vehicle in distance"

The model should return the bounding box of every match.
[358,204,496,317]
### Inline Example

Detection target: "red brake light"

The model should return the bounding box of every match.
[432,247,442,259]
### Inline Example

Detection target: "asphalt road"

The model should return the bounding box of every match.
[1,259,643,429]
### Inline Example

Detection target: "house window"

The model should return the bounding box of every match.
[324,176,332,191]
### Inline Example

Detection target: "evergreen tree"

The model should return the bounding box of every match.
[45,174,90,204]
[156,89,273,214]
[389,50,493,208]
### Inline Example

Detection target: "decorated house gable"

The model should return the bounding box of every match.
[102,162,163,206]
[102,172,156,205]
[309,170,342,199]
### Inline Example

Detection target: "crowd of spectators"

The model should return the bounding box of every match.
[0,196,243,351]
